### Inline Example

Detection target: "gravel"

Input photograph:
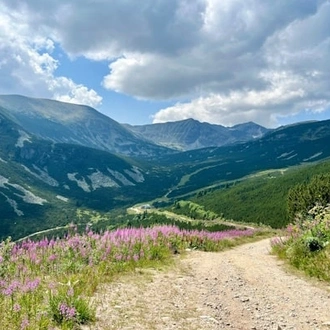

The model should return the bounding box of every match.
[81,238,330,330]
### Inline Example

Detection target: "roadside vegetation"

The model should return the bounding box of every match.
[0,224,260,329]
[272,174,330,281]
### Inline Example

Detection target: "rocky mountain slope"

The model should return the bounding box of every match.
[0,95,268,155]
[125,118,269,150]
[0,111,173,239]
[0,95,172,158]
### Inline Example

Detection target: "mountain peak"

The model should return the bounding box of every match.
[0,95,172,158]
[0,94,102,124]
[126,119,270,150]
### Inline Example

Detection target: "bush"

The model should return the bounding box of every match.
[272,203,330,281]
[287,174,330,220]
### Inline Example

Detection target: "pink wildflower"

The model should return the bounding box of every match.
[48,254,57,262]
[59,302,76,320]
[67,286,74,297]
[20,318,29,330]
[23,278,40,293]
[13,303,21,312]
[3,280,21,296]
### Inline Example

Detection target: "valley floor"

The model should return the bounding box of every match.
[82,239,330,330]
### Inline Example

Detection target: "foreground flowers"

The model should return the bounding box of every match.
[0,225,256,329]
[271,204,330,281]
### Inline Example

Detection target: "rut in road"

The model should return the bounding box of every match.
[82,238,330,330]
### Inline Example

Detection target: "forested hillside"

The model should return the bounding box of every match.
[187,160,330,228]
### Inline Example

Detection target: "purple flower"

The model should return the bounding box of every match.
[133,254,139,262]
[67,286,74,297]
[13,303,21,312]
[20,318,29,330]
[48,254,57,262]
[59,302,76,320]
[23,278,40,293]
[3,280,21,296]
[115,254,122,261]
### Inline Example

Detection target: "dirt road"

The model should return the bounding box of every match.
[82,238,330,330]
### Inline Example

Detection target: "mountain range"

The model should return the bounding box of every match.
[124,119,269,150]
[0,95,269,154]
[0,95,171,158]
[1,94,330,239]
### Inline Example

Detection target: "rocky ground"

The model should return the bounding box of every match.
[81,238,330,330]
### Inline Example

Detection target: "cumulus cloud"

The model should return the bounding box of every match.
[0,4,102,108]
[153,71,316,127]
[1,0,330,125]
[1,0,205,58]
[51,78,102,107]
[152,0,330,126]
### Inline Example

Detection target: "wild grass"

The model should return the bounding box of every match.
[0,224,258,329]
[271,203,330,281]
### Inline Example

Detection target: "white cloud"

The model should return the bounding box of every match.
[2,0,205,59]
[51,77,102,108]
[0,4,102,108]
[151,0,330,126]
[1,0,330,126]
[153,88,329,128]
[153,69,330,127]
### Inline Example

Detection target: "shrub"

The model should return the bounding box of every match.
[272,203,330,281]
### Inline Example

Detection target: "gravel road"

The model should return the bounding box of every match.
[82,238,330,330]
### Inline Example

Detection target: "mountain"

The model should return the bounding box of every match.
[2,94,330,239]
[0,95,269,155]
[124,118,270,150]
[156,119,330,198]
[0,95,172,158]
[0,112,176,239]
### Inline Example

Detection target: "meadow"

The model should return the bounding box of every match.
[0,224,257,329]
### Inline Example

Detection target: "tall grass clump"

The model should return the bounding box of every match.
[0,224,257,329]
[271,204,330,281]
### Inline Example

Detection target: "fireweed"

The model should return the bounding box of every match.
[0,225,256,329]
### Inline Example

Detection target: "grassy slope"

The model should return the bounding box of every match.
[188,160,330,228]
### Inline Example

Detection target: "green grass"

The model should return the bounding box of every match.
[271,204,330,281]
[171,200,219,220]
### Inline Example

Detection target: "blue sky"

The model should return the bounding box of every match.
[1,1,330,128]
[52,47,166,124]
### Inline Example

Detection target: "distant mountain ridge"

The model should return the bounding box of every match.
[0,95,270,154]
[0,95,172,158]
[154,118,330,198]
[125,119,270,150]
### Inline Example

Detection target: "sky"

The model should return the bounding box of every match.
[1,0,330,128]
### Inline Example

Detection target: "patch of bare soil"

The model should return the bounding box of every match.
[81,239,330,330]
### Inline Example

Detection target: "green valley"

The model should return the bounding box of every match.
[2,96,330,240]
